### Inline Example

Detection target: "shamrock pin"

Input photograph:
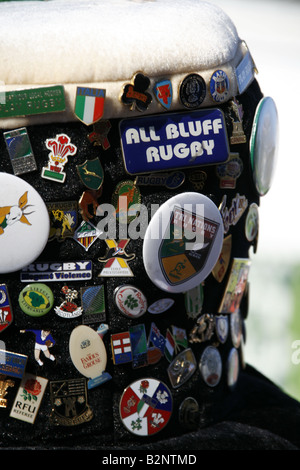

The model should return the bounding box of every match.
[121,73,152,112]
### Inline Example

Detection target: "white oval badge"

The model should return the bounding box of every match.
[69,325,111,389]
[250,96,278,196]
[0,173,50,274]
[143,192,224,293]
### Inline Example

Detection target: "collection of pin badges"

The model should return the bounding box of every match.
[0,62,278,436]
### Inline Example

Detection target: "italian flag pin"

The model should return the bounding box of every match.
[74,87,106,126]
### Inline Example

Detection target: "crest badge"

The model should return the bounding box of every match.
[10,373,48,424]
[50,378,93,426]
[74,87,106,126]
[153,79,172,109]
[0,284,13,333]
[41,134,77,183]
[119,378,173,436]
[73,220,102,251]
[77,158,104,191]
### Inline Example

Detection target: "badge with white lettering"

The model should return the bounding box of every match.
[69,325,111,389]
[199,345,222,387]
[219,193,248,234]
[236,49,256,94]
[114,285,147,319]
[0,173,50,274]
[143,192,224,293]
[0,374,14,408]
[73,220,102,251]
[111,331,133,365]
[135,171,185,190]
[18,283,54,317]
[87,120,112,150]
[153,79,172,110]
[81,285,106,324]
[20,260,93,283]
[49,378,93,426]
[98,239,135,277]
[184,283,204,319]
[227,347,239,389]
[20,329,56,367]
[54,285,83,319]
[245,203,259,242]
[216,153,243,189]
[47,200,78,242]
[167,348,197,388]
[41,133,77,183]
[215,315,229,344]
[219,258,251,314]
[212,234,232,283]
[0,85,66,118]
[111,180,141,224]
[210,70,229,103]
[4,127,37,175]
[74,87,105,126]
[179,74,206,108]
[120,109,229,175]
[250,97,278,196]
[0,349,27,379]
[121,73,152,112]
[119,378,173,436]
[76,158,104,191]
[229,98,247,144]
[0,284,13,333]
[148,298,174,314]
[10,373,48,424]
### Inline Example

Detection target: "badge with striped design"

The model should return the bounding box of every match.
[74,87,106,126]
[73,220,102,251]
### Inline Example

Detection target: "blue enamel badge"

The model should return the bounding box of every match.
[153,79,172,109]
[119,109,229,175]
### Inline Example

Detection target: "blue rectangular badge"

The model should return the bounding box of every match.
[0,349,28,379]
[119,109,229,175]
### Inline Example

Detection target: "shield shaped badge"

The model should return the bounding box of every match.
[153,79,172,109]
[0,284,13,334]
[76,158,104,190]
[74,87,105,126]
[159,206,220,287]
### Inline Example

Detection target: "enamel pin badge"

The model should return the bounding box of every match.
[121,73,152,112]
[76,158,104,191]
[10,373,48,424]
[41,134,77,183]
[4,127,37,176]
[0,284,13,333]
[98,239,135,277]
[153,79,172,110]
[74,87,106,126]
[119,378,173,436]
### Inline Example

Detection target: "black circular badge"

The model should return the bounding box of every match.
[179,73,206,108]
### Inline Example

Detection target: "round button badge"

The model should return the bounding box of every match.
[179,73,206,108]
[143,192,224,293]
[119,378,173,436]
[249,96,278,196]
[18,283,54,317]
[0,173,50,273]
[114,285,147,318]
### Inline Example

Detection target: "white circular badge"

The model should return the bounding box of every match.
[249,96,278,196]
[143,192,224,293]
[0,173,50,273]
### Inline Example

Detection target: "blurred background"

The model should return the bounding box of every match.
[213,0,300,401]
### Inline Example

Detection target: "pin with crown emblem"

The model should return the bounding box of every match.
[41,134,77,183]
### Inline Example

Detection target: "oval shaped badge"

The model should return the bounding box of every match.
[69,325,111,389]
[18,283,54,317]
[0,173,50,274]
[143,192,224,293]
